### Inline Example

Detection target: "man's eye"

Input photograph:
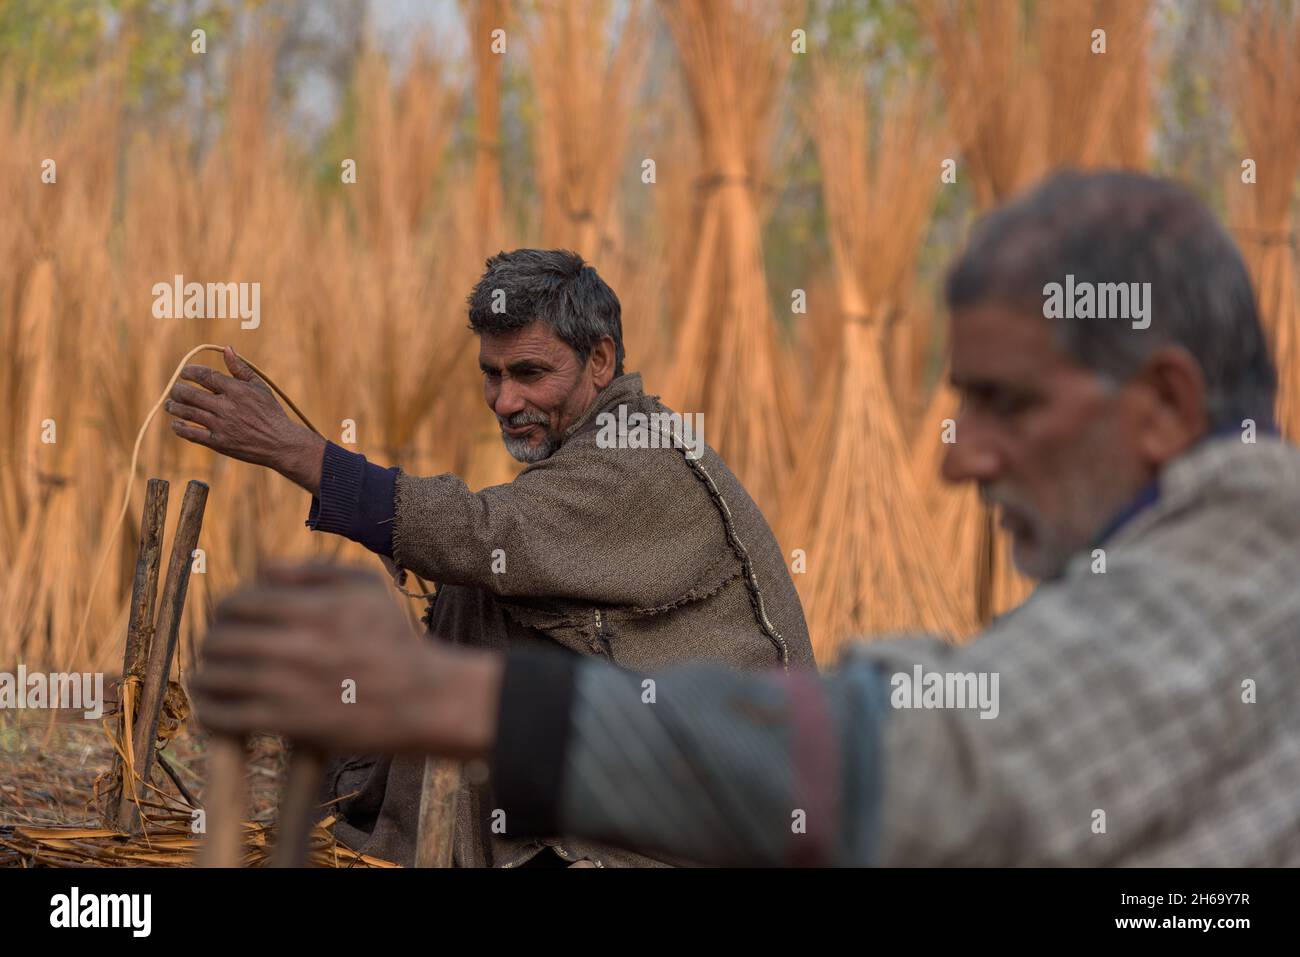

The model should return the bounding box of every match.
[990,393,1034,416]
[961,389,1033,417]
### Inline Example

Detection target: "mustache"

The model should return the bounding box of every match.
[980,485,1037,523]
[500,411,550,429]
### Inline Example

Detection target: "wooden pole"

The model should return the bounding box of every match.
[118,480,209,832]
[270,749,326,868]
[121,479,169,684]
[108,479,168,828]
[415,757,461,868]
[199,733,247,868]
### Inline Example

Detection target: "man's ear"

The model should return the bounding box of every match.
[1128,345,1210,466]
[588,335,617,389]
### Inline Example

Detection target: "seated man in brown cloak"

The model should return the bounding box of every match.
[165,247,814,866]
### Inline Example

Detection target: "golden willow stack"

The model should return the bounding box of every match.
[781,65,972,661]
[1229,4,1300,439]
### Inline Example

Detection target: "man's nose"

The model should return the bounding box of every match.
[940,412,1002,486]
[491,376,526,418]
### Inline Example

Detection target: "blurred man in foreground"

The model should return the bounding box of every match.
[195,172,1300,865]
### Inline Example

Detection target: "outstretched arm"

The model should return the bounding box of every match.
[489,649,890,867]
[192,564,891,867]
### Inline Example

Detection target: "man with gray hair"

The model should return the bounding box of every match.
[167,248,813,867]
[194,171,1300,866]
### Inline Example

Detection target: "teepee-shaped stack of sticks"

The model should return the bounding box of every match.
[781,65,973,660]
[1229,2,1300,439]
[655,0,801,516]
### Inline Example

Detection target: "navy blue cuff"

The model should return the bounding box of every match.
[492,648,580,838]
[305,441,398,558]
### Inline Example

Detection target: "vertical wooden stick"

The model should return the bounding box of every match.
[108,479,168,828]
[121,479,169,683]
[270,748,326,868]
[415,757,461,868]
[199,733,247,868]
[119,480,209,832]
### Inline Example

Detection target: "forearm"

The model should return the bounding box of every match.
[490,651,891,867]
[278,428,327,496]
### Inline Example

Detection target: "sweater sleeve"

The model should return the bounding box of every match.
[390,437,730,606]
[305,441,399,557]
[491,649,892,866]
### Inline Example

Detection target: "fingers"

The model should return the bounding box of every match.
[209,561,384,621]
[212,585,333,627]
[192,561,444,751]
[193,622,354,743]
[192,655,290,699]
[199,622,316,667]
[164,400,215,431]
[170,419,214,446]
[193,696,277,738]
[179,363,231,394]
[210,573,383,628]
[194,622,319,737]
[224,345,259,384]
[168,381,224,415]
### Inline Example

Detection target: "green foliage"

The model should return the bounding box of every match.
[0,0,233,107]
[0,0,107,98]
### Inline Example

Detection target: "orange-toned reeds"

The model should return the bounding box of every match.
[781,66,973,661]
[0,38,505,674]
[655,0,800,515]
[1229,1,1300,439]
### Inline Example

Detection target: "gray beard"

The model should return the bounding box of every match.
[500,411,561,462]
[986,412,1141,581]
[503,430,560,463]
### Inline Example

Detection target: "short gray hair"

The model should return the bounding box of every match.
[944,171,1277,429]
[466,248,625,376]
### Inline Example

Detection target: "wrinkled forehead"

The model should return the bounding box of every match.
[477,321,569,367]
[948,303,1086,391]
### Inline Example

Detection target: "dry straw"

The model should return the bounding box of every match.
[0,39,508,674]
[0,816,397,868]
[1037,0,1153,172]
[465,0,508,242]
[632,68,704,387]
[1229,0,1300,439]
[524,0,668,385]
[527,0,650,256]
[783,64,973,660]
[454,0,529,491]
[1,77,132,673]
[656,0,800,515]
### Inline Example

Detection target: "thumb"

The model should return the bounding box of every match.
[224,345,258,383]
